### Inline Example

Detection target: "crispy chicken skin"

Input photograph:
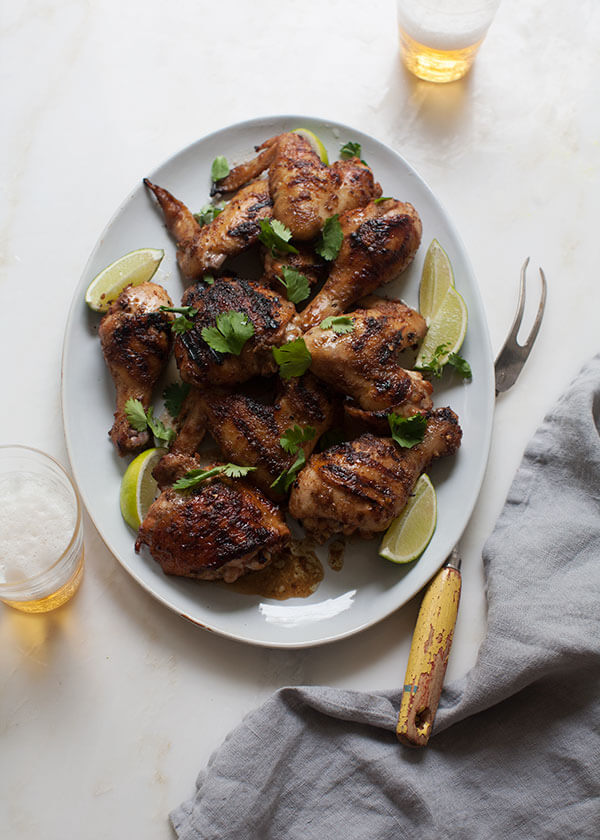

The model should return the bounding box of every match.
[136,472,291,583]
[99,282,174,456]
[304,296,432,414]
[144,179,273,283]
[215,133,382,240]
[292,199,422,333]
[288,408,462,542]
[199,374,337,499]
[175,277,295,387]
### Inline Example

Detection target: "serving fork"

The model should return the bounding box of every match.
[397,258,547,748]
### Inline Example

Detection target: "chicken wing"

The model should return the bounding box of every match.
[262,244,328,294]
[215,133,382,240]
[136,469,290,583]
[144,179,273,283]
[199,374,337,499]
[175,276,295,387]
[292,198,422,333]
[288,408,462,542]
[304,295,432,415]
[99,282,174,456]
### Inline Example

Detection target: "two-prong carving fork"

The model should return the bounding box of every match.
[397,259,547,748]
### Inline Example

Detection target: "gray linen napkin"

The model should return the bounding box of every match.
[171,355,600,839]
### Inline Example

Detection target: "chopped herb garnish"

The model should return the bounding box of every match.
[201,310,255,356]
[272,338,312,379]
[374,196,392,204]
[258,219,299,256]
[280,424,316,455]
[319,315,354,334]
[315,215,343,261]
[277,266,311,304]
[416,344,472,380]
[270,449,306,494]
[202,274,215,285]
[340,141,361,159]
[448,352,472,380]
[160,305,198,335]
[388,412,427,449]
[193,203,224,225]
[125,398,175,446]
[162,382,191,418]
[211,156,230,182]
[173,463,256,491]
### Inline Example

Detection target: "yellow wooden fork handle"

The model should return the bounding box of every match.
[396,565,461,747]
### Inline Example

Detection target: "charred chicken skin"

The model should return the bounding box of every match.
[304,296,432,415]
[136,471,291,583]
[214,133,382,240]
[198,374,337,499]
[144,179,273,283]
[99,282,174,456]
[175,276,295,387]
[292,198,422,333]
[288,408,462,542]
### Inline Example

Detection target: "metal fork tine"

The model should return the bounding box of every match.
[504,256,530,345]
[521,266,547,351]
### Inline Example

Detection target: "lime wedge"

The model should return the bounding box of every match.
[415,286,468,369]
[379,474,437,564]
[119,447,166,530]
[419,239,455,324]
[292,128,329,164]
[85,248,164,312]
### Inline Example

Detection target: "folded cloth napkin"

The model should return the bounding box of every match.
[171,356,600,840]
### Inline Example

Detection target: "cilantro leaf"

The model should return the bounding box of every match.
[374,196,392,204]
[124,398,175,445]
[172,463,256,492]
[272,338,312,379]
[388,413,427,449]
[258,219,299,256]
[277,266,311,304]
[211,156,230,182]
[163,382,190,418]
[448,352,472,380]
[320,315,354,334]
[203,274,215,285]
[201,310,255,356]
[270,449,306,494]
[193,203,224,226]
[315,215,343,261]
[125,398,148,432]
[340,141,362,159]
[160,305,198,335]
[415,343,451,378]
[280,424,316,455]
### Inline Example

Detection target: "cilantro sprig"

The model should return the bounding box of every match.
[271,450,306,494]
[388,413,427,449]
[125,398,175,446]
[416,344,472,380]
[280,425,316,454]
[315,215,343,261]
[162,382,190,418]
[194,203,224,226]
[258,219,299,256]
[340,141,362,160]
[211,156,230,182]
[160,305,198,335]
[272,338,312,379]
[173,463,256,491]
[201,310,255,356]
[277,266,311,305]
[319,315,354,334]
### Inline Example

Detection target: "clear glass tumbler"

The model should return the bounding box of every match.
[0,445,84,613]
[397,0,501,83]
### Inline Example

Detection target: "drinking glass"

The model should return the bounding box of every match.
[397,0,501,83]
[0,446,84,613]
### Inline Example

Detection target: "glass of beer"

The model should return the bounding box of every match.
[397,0,501,83]
[0,445,84,613]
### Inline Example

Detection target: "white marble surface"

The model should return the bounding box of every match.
[1,1,599,836]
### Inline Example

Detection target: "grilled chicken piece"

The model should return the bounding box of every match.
[289,408,462,542]
[144,179,273,283]
[136,469,290,583]
[152,387,208,489]
[200,374,337,499]
[262,244,328,294]
[99,282,174,456]
[215,133,382,240]
[304,296,432,415]
[292,199,422,333]
[175,277,295,387]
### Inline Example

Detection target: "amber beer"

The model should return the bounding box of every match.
[397,1,501,83]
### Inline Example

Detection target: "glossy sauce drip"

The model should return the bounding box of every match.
[227,537,323,599]
[327,537,346,571]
